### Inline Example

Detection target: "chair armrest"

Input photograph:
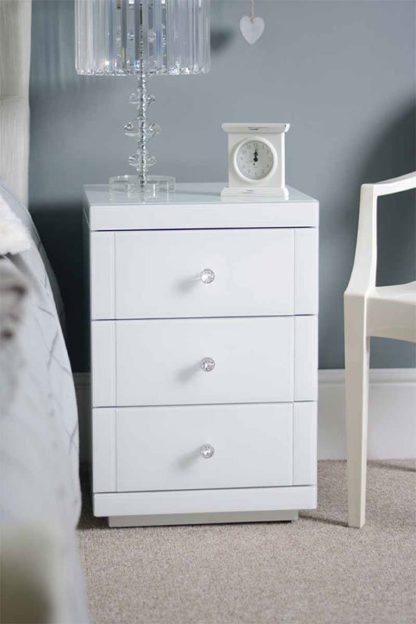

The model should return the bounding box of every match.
[345,171,416,299]
[370,171,416,197]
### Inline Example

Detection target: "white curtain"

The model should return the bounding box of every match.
[0,0,32,205]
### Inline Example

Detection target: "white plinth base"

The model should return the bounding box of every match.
[94,486,316,522]
[108,510,299,528]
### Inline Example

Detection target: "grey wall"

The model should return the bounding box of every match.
[29,0,416,372]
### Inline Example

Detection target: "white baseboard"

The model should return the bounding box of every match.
[74,369,416,462]
[318,368,416,460]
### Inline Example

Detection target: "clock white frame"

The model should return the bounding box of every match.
[222,123,290,200]
[233,137,278,184]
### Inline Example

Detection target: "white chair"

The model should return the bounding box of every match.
[344,171,416,528]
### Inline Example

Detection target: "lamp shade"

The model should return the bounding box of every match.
[75,0,210,76]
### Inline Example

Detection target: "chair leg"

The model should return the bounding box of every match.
[344,298,370,528]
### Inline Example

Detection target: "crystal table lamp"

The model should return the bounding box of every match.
[75,0,210,196]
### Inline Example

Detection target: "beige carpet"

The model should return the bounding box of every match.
[78,461,416,624]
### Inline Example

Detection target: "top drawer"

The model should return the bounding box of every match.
[90,228,318,320]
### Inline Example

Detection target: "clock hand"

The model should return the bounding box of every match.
[253,149,258,163]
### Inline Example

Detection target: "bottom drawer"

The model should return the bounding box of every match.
[93,403,317,493]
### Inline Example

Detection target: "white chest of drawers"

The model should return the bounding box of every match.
[85,183,319,527]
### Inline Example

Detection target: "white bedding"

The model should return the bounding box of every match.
[0,181,89,623]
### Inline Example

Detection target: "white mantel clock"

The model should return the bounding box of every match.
[221,123,290,200]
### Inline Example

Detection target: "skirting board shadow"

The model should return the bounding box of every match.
[74,369,416,463]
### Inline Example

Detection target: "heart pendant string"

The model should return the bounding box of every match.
[250,0,255,23]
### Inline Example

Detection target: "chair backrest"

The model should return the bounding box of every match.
[346,172,416,297]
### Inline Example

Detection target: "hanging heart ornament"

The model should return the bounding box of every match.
[240,15,265,45]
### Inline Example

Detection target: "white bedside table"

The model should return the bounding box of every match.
[84,182,319,527]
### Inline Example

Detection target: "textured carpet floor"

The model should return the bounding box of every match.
[78,460,416,624]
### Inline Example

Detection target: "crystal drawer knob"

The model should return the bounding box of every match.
[200,268,215,284]
[200,444,215,459]
[200,357,215,372]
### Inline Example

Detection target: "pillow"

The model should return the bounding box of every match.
[0,179,40,247]
[0,193,31,256]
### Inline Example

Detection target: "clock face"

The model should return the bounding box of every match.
[235,139,276,181]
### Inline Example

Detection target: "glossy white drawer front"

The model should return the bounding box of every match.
[93,402,317,493]
[109,317,294,406]
[118,404,292,492]
[90,228,318,320]
[92,316,297,407]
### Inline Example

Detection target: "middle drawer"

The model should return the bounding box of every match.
[92,316,304,407]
